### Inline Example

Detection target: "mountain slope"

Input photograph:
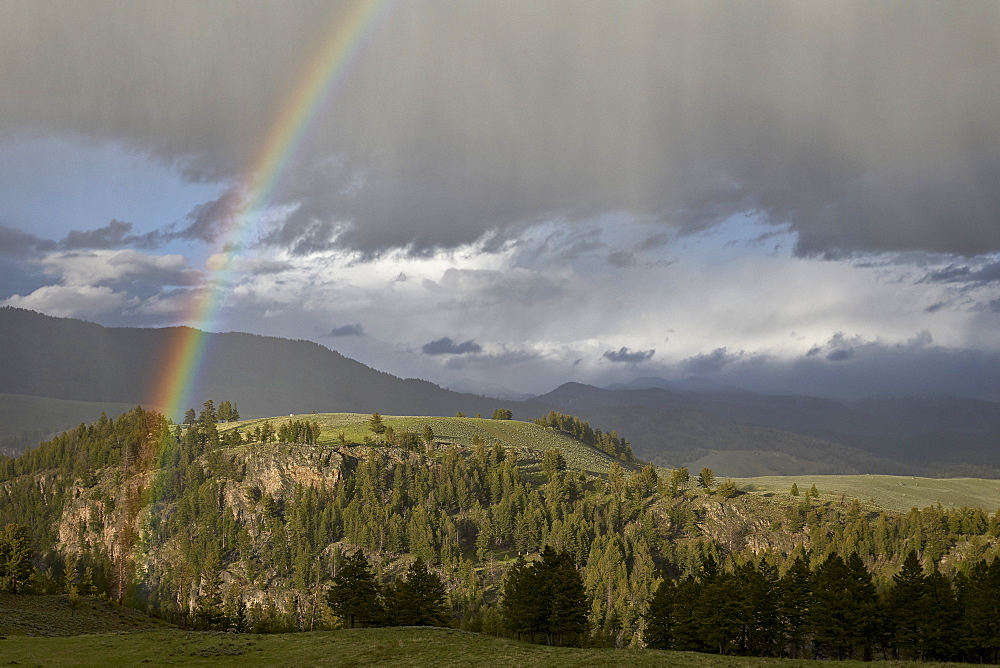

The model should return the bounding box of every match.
[536,381,1000,476]
[0,307,541,424]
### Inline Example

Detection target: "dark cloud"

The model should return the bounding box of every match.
[172,191,245,245]
[606,250,635,268]
[0,224,54,257]
[670,335,1000,400]
[5,2,998,256]
[329,323,364,337]
[921,261,1000,285]
[680,347,743,374]
[0,256,50,299]
[58,219,162,250]
[603,347,655,364]
[924,301,947,314]
[826,348,855,362]
[421,337,483,356]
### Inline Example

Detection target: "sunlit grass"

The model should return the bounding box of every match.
[738,474,1000,513]
[224,413,625,476]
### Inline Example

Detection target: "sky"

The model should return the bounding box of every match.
[2,0,1000,400]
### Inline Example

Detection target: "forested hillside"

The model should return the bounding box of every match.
[2,406,1000,661]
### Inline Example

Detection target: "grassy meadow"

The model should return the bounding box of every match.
[226,412,626,475]
[0,624,943,667]
[738,474,1000,514]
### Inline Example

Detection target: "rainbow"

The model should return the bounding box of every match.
[151,0,390,419]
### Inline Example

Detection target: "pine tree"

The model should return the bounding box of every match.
[888,549,926,659]
[777,553,812,659]
[635,463,658,498]
[368,413,387,442]
[644,577,677,649]
[541,449,567,478]
[809,553,851,659]
[921,568,959,661]
[697,467,715,492]
[500,556,541,640]
[500,547,588,646]
[327,551,383,628]
[387,557,449,626]
[3,524,33,594]
[669,467,690,496]
[543,547,588,646]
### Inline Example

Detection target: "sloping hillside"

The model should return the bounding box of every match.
[0,307,543,433]
[0,593,174,636]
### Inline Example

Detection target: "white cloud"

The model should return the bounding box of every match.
[40,249,199,287]
[3,284,129,318]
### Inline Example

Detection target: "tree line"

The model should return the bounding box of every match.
[646,549,1000,662]
[534,411,635,462]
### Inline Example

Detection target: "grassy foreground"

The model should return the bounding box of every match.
[0,593,173,637]
[0,626,948,667]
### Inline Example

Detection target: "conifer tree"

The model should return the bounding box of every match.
[541,449,567,478]
[921,569,959,661]
[327,551,383,628]
[697,467,715,491]
[501,547,588,646]
[635,463,658,498]
[669,467,690,496]
[644,577,677,649]
[777,553,812,658]
[3,523,33,594]
[368,413,387,442]
[387,557,449,627]
[888,549,926,659]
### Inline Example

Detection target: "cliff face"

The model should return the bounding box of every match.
[47,441,356,616]
[56,444,348,557]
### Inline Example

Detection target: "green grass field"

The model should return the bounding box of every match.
[0,625,944,667]
[738,474,1000,514]
[0,593,173,637]
[227,413,627,475]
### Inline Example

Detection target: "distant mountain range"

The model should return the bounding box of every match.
[0,306,537,422]
[2,307,998,477]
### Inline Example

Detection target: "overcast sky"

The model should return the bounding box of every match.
[2,0,1000,399]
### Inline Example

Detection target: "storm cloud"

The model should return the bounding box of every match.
[422,337,483,356]
[3,1,999,257]
[329,323,364,337]
[603,347,655,364]
[4,2,1000,400]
